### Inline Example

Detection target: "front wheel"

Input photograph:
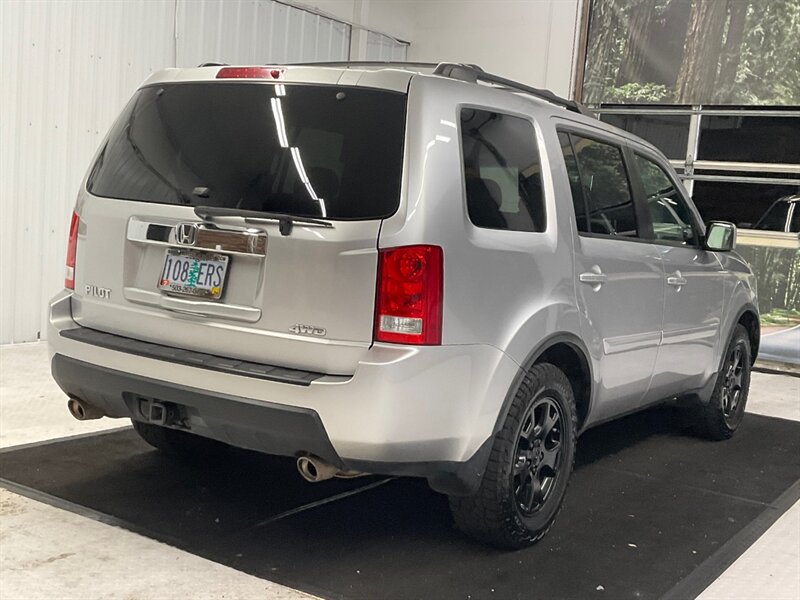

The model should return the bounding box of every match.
[694,324,752,440]
[449,363,578,549]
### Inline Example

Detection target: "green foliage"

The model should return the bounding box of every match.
[583,0,800,105]
[605,83,671,103]
[737,244,800,322]
[761,308,800,327]
[730,0,800,105]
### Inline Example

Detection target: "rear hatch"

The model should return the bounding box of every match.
[70,77,407,375]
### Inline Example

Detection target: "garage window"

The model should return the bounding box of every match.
[460,109,545,232]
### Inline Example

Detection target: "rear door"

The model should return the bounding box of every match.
[558,130,664,421]
[630,152,724,397]
[71,81,407,375]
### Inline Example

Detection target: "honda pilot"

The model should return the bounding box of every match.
[49,62,759,548]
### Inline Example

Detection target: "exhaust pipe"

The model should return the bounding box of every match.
[296,455,364,483]
[67,397,104,421]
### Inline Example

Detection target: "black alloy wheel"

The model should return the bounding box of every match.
[721,340,746,424]
[513,397,564,517]
[693,324,751,441]
[448,363,577,549]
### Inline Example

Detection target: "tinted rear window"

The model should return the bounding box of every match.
[460,108,545,232]
[88,83,407,220]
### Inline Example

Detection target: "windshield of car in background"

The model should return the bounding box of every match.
[754,199,790,231]
[87,83,407,220]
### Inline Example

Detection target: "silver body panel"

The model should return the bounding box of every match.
[49,63,758,470]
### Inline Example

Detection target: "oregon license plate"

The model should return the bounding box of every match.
[158,248,229,300]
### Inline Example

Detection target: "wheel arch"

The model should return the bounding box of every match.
[735,306,760,364]
[495,333,594,435]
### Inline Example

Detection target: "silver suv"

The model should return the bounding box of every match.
[49,62,759,548]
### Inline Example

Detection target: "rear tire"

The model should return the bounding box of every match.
[448,363,578,549]
[131,420,229,460]
[693,324,751,441]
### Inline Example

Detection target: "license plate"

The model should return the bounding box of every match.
[158,248,229,300]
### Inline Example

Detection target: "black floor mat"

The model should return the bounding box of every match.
[1,408,798,600]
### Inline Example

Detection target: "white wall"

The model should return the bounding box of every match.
[177,0,351,67]
[1,1,175,344]
[309,0,581,96]
[365,0,581,97]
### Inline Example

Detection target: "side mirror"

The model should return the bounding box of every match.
[704,221,736,252]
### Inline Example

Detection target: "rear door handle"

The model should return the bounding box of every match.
[580,269,607,291]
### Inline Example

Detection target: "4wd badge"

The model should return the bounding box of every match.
[289,324,327,337]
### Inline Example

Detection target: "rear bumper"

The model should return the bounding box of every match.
[48,291,521,495]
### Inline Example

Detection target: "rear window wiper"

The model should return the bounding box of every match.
[194,206,333,236]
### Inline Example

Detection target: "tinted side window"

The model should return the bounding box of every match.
[460,109,545,232]
[558,132,589,233]
[634,154,697,245]
[569,135,637,237]
[791,203,800,233]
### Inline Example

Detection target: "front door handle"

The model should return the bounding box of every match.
[580,268,607,291]
[667,271,687,289]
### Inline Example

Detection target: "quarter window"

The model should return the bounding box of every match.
[559,133,638,237]
[634,154,697,245]
[460,109,545,232]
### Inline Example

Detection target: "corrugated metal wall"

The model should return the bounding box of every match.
[177,0,350,67]
[365,31,408,62]
[0,0,356,344]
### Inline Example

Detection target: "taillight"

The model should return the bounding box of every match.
[65,211,79,289]
[375,245,443,345]
[216,66,283,79]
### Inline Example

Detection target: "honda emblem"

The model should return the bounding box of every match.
[176,223,197,246]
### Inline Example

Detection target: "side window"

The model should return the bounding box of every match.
[790,202,800,233]
[558,132,589,233]
[569,134,638,237]
[460,109,545,232]
[634,154,697,245]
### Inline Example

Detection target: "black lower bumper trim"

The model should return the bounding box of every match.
[51,353,491,495]
[51,354,342,466]
[59,326,325,386]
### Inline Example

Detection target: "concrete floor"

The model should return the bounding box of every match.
[1,342,798,600]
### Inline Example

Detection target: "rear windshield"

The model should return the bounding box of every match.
[87,83,407,220]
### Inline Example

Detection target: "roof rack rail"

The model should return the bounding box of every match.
[197,62,228,67]
[432,62,593,117]
[285,61,440,69]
